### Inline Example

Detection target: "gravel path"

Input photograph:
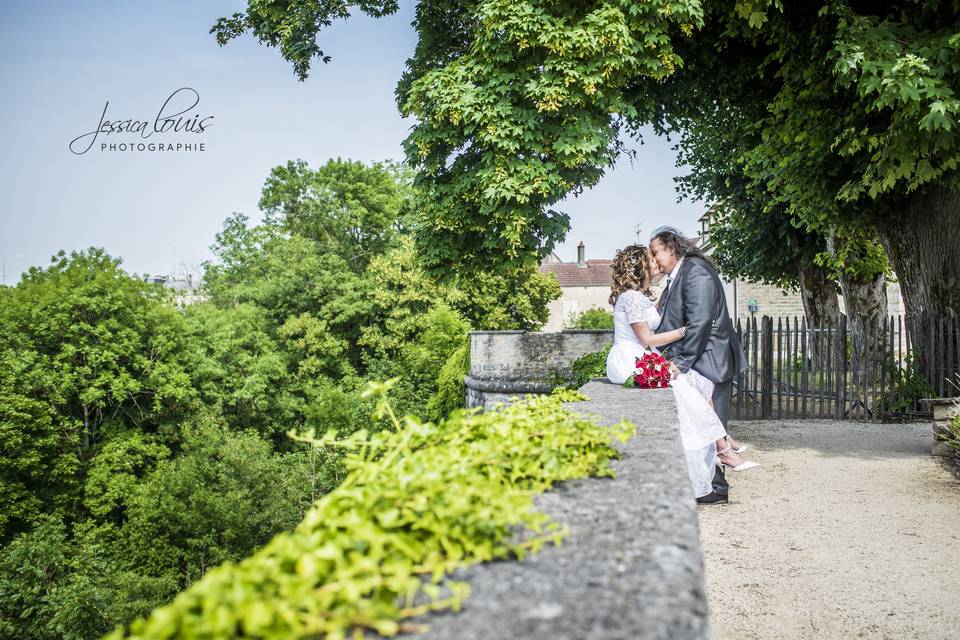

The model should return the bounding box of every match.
[699,419,960,640]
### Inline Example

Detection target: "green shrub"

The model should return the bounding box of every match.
[0,516,120,640]
[882,351,936,413]
[118,417,310,589]
[565,307,613,330]
[565,344,612,389]
[427,343,470,422]
[108,380,634,640]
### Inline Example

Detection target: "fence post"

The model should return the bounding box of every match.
[839,314,848,417]
[733,318,747,418]
[761,315,773,419]
[880,316,889,423]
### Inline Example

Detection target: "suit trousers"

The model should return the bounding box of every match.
[710,377,733,496]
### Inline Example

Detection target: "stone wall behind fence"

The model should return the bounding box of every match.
[732,279,906,321]
[465,329,613,410]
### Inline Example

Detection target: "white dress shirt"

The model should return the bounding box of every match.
[666,257,684,289]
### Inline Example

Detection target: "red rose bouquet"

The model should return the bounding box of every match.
[628,351,672,389]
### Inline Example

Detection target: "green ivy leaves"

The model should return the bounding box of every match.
[818,6,960,199]
[110,386,634,639]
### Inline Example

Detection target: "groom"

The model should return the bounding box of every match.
[650,226,747,505]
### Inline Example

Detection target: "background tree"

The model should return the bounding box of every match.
[0,249,196,542]
[0,245,360,638]
[661,83,890,377]
[210,0,402,81]
[679,2,959,375]
[0,515,115,640]
[253,158,561,332]
[212,0,706,278]
[450,268,561,331]
[656,51,892,353]
[707,206,839,326]
[709,204,891,375]
[118,418,309,591]
[0,421,318,640]
[663,94,843,332]
[0,384,76,545]
[259,158,404,273]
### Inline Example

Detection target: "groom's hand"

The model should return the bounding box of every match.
[668,361,680,379]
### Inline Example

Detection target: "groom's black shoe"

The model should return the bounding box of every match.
[711,464,729,495]
[696,491,729,505]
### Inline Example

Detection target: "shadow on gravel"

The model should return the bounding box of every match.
[726,419,932,461]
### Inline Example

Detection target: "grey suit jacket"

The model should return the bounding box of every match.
[656,256,747,384]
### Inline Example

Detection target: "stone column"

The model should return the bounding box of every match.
[465,329,613,410]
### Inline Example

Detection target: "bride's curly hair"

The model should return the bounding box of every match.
[609,244,654,306]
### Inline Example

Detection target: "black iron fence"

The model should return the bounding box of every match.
[732,314,960,421]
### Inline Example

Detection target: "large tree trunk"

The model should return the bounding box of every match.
[826,230,889,392]
[839,268,888,388]
[876,184,960,393]
[839,272,888,332]
[798,263,840,369]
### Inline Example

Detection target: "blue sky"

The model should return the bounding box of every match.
[0,0,706,284]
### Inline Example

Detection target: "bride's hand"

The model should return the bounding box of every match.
[668,362,680,379]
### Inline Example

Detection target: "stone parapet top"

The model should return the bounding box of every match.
[404,380,711,640]
[462,376,556,394]
[467,330,527,335]
[558,328,615,334]
[466,329,614,335]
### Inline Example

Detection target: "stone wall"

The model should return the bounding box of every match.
[407,383,711,639]
[931,398,960,463]
[465,329,613,410]
[425,332,711,638]
[731,279,906,323]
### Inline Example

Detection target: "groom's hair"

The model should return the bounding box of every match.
[649,226,714,267]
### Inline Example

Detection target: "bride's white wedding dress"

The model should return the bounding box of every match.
[605,289,726,498]
[605,289,657,385]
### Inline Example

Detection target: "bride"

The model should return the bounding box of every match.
[605,245,758,499]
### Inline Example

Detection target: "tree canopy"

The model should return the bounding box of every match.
[213,0,706,276]
[212,0,960,371]
[644,1,959,369]
[258,158,406,272]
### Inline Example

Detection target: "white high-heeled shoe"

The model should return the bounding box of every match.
[726,436,749,454]
[717,445,760,472]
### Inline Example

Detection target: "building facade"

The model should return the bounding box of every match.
[538,242,617,331]
[537,210,905,331]
[694,209,905,324]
